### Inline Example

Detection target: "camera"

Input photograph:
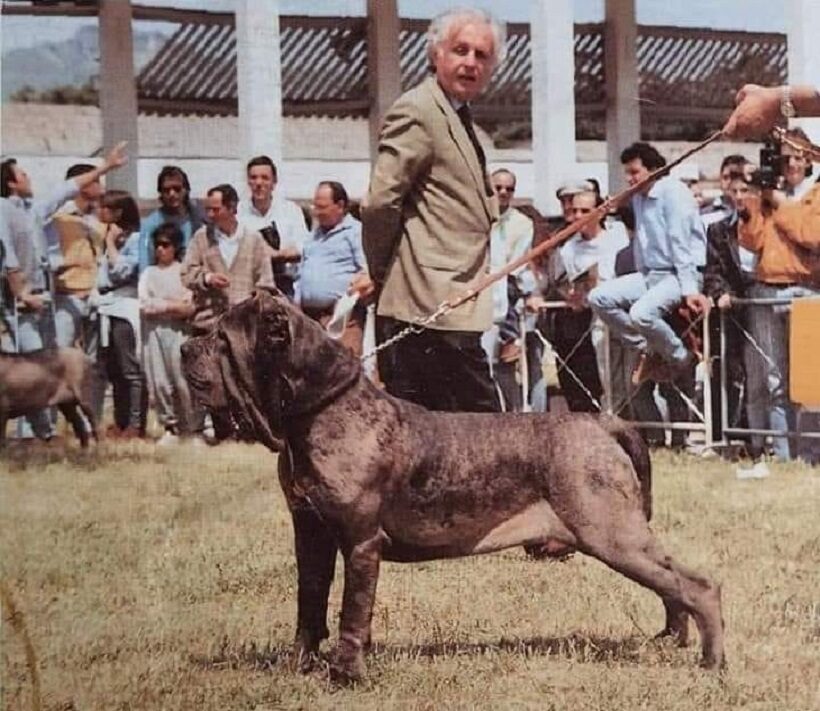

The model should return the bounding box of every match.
[757,138,785,190]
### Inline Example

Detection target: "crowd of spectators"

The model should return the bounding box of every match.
[1,5,818,464]
[2,132,815,464]
[0,150,373,446]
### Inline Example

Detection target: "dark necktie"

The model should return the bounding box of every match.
[457,104,493,197]
[457,104,487,175]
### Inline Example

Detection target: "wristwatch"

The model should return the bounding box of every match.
[781,85,796,119]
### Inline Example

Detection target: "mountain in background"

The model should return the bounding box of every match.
[1,24,170,101]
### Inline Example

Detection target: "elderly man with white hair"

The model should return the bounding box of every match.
[362,6,506,413]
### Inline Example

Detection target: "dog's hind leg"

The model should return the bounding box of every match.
[329,528,387,684]
[59,402,89,448]
[658,599,690,647]
[291,505,338,672]
[77,400,98,444]
[575,517,724,669]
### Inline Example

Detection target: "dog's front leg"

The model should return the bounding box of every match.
[291,505,338,672]
[330,529,386,684]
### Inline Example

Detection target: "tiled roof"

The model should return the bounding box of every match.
[135,15,787,138]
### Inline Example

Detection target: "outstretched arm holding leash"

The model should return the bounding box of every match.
[724,84,820,138]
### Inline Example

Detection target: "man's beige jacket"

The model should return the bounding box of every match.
[362,76,498,332]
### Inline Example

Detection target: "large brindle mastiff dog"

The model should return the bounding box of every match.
[181,290,725,682]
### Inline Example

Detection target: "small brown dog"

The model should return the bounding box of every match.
[0,347,98,448]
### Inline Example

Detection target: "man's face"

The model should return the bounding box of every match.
[558,194,575,221]
[79,178,103,204]
[570,191,598,239]
[205,191,235,232]
[247,165,275,205]
[728,178,752,208]
[312,185,345,231]
[781,145,808,189]
[623,157,651,193]
[434,21,496,103]
[9,165,33,198]
[492,172,515,212]
[720,162,744,196]
[160,175,187,211]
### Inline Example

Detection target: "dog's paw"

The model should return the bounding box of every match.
[327,641,366,685]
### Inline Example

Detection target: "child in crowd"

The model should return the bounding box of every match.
[138,223,198,445]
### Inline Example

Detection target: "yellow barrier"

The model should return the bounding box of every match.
[789,297,820,407]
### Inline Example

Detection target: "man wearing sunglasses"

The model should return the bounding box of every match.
[137,165,205,273]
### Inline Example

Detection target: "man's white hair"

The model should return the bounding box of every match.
[426,7,507,68]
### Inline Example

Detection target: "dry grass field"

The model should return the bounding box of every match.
[1,440,819,711]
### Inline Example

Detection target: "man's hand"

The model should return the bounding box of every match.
[348,271,375,300]
[104,223,123,250]
[736,191,762,221]
[723,84,782,139]
[206,272,231,289]
[525,294,546,312]
[716,293,732,310]
[271,246,302,263]
[104,141,129,171]
[766,189,787,209]
[685,293,712,315]
[20,292,45,311]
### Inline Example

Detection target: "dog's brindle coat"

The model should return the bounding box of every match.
[182,291,724,681]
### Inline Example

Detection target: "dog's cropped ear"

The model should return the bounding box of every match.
[254,285,283,298]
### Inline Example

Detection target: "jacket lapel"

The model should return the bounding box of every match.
[426,78,493,221]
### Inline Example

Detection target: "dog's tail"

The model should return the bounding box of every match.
[599,415,652,521]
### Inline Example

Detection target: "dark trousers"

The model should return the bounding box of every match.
[548,308,602,413]
[376,317,500,413]
[105,317,147,431]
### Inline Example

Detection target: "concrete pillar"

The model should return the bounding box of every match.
[367,0,402,160]
[604,0,639,195]
[98,0,139,196]
[787,0,820,143]
[531,0,576,216]
[236,0,283,184]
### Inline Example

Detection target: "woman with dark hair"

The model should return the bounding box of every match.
[97,189,145,438]
[138,223,198,445]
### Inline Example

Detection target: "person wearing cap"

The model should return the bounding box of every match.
[555,180,596,223]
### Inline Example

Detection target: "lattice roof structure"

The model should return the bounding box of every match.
[2,3,788,140]
[136,16,786,140]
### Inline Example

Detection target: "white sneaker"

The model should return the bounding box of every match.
[157,431,180,447]
[736,461,771,480]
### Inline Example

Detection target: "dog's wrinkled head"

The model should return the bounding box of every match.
[181,289,361,451]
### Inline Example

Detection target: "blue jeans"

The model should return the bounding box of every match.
[744,283,820,461]
[54,293,105,424]
[10,307,56,439]
[588,271,701,364]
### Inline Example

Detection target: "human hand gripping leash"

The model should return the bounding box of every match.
[361,130,725,362]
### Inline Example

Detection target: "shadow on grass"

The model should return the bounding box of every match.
[0,439,155,472]
[191,631,667,674]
